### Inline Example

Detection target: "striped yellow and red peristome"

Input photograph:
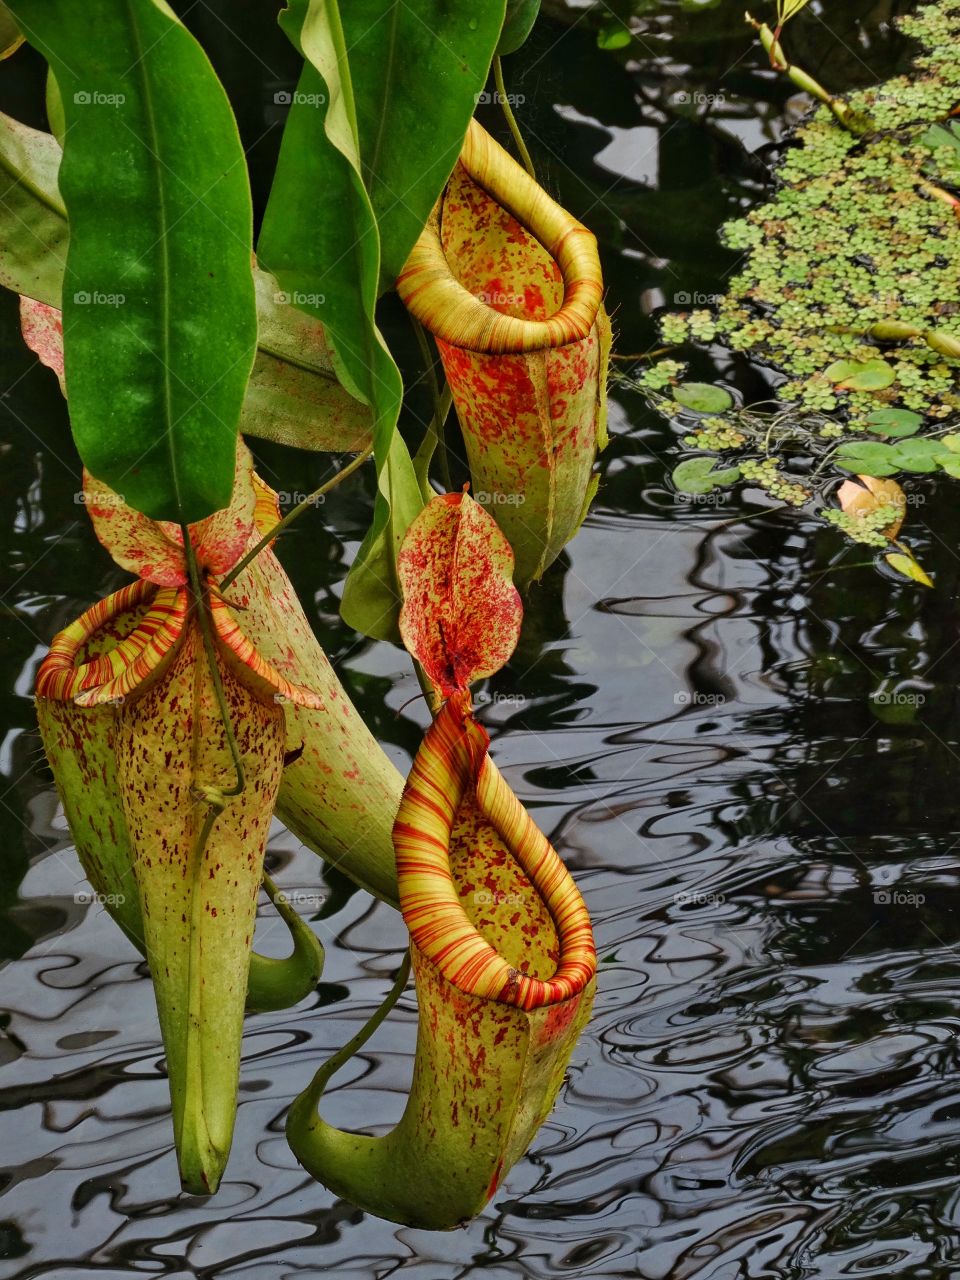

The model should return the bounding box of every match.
[397,120,602,355]
[286,685,597,1228]
[396,120,611,586]
[395,690,596,1010]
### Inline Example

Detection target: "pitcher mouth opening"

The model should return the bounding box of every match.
[35,579,187,705]
[394,698,597,1012]
[397,120,603,355]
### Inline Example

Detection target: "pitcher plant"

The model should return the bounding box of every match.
[287,493,597,1227]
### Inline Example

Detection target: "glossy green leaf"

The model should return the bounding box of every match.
[260,0,422,640]
[834,441,898,477]
[824,358,895,392]
[864,408,923,438]
[672,457,740,494]
[339,0,505,286]
[7,0,258,522]
[498,0,540,54]
[674,381,734,413]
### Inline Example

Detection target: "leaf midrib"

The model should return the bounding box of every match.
[125,0,181,515]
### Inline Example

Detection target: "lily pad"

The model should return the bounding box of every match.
[672,457,741,495]
[889,438,950,472]
[673,382,734,414]
[824,358,896,392]
[834,441,898,477]
[864,408,923,438]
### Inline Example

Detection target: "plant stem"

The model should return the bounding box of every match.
[746,14,863,133]
[221,446,374,590]
[494,56,535,179]
[298,951,411,1106]
[181,525,245,798]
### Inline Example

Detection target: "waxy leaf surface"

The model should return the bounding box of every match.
[7,0,258,522]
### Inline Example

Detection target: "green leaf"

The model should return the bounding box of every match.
[888,437,950,472]
[824,358,895,392]
[864,408,923,438]
[497,0,539,54]
[0,114,66,306]
[885,552,934,588]
[8,0,258,522]
[0,1,22,57]
[920,120,960,154]
[672,457,740,494]
[834,441,898,476]
[0,112,370,454]
[673,381,734,414]
[597,23,631,50]
[260,0,422,640]
[339,0,505,287]
[777,0,813,25]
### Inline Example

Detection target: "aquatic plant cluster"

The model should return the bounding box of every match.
[636,0,960,575]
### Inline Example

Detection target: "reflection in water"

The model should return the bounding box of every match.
[3,1,960,1276]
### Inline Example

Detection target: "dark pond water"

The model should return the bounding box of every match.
[4,2,960,1276]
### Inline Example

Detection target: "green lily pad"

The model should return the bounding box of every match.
[865,408,923,438]
[889,438,950,472]
[673,382,734,414]
[834,441,898,477]
[672,457,741,495]
[824,358,896,392]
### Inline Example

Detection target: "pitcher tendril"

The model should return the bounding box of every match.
[221,446,374,590]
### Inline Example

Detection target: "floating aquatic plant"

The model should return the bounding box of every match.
[633,0,960,584]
